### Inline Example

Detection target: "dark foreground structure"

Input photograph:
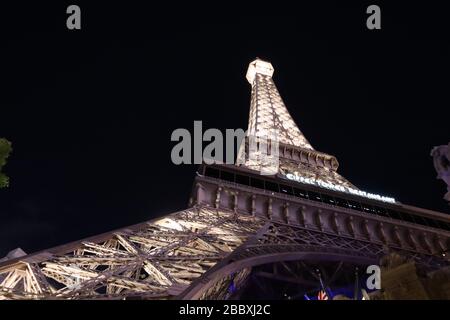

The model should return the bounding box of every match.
[0,59,449,300]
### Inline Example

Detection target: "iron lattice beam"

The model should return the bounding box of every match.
[0,207,263,300]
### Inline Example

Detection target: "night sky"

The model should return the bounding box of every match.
[1,2,449,257]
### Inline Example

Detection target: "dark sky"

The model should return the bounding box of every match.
[0,2,449,257]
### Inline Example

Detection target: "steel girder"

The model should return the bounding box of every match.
[0,207,263,300]
[178,220,448,300]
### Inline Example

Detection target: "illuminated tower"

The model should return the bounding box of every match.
[0,59,449,300]
[238,59,355,188]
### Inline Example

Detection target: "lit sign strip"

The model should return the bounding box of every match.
[284,173,396,204]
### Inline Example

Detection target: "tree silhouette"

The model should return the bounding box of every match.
[0,138,12,188]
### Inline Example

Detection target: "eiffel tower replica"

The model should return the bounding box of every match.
[1,59,449,300]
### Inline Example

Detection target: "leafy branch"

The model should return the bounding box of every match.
[0,138,12,188]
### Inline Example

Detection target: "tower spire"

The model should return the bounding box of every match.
[239,58,356,189]
[245,58,314,150]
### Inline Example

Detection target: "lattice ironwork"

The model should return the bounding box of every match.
[245,59,313,150]
[278,161,356,189]
[259,223,446,268]
[0,207,263,300]
[184,220,448,300]
[238,59,355,188]
[1,58,448,300]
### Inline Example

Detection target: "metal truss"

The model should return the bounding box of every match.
[1,207,446,300]
[197,267,251,300]
[278,161,356,189]
[0,207,263,300]
[245,60,314,150]
[1,58,448,300]
[237,222,383,261]
[239,59,355,188]
[228,221,447,271]
[181,220,448,300]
